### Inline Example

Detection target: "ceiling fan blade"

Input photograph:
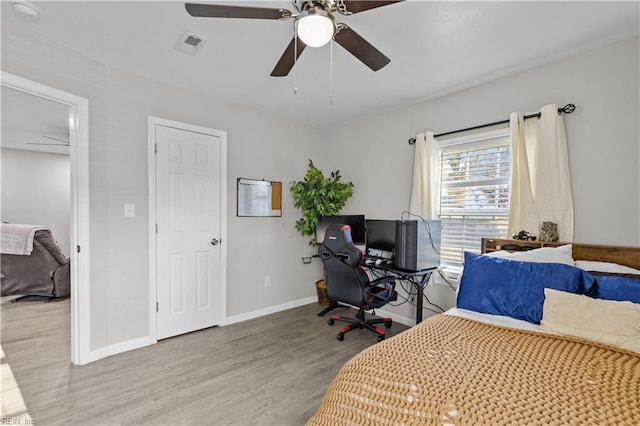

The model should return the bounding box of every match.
[271,38,307,77]
[27,142,70,147]
[338,1,404,14]
[42,135,69,143]
[185,3,292,20]
[334,25,390,71]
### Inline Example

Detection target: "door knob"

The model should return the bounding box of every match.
[210,238,220,246]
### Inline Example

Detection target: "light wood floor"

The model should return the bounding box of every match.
[1,297,408,425]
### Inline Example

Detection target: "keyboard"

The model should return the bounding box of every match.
[364,255,394,266]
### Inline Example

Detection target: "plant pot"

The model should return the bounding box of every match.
[315,279,330,306]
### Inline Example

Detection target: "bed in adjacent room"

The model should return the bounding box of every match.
[307,239,640,425]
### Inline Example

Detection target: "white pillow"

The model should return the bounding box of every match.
[574,260,640,275]
[540,288,640,353]
[484,244,574,266]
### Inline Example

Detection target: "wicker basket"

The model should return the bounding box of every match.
[315,279,330,306]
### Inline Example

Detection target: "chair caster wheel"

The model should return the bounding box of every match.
[384,320,392,329]
[336,333,344,341]
[327,318,335,326]
[377,335,385,342]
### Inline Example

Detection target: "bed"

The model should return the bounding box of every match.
[307,239,640,425]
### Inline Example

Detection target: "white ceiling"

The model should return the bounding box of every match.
[1,85,70,155]
[1,1,639,130]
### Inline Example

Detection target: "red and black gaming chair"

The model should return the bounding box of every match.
[318,223,398,342]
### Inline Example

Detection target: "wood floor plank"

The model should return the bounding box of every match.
[1,297,409,425]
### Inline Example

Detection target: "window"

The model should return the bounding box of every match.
[433,130,511,268]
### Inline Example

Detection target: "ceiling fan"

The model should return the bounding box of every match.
[26,135,70,147]
[185,0,404,76]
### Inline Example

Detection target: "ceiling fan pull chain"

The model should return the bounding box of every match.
[293,21,298,94]
[329,38,334,105]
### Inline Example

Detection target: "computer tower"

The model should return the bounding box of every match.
[394,220,441,271]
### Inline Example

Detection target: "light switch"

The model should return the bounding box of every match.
[124,203,136,218]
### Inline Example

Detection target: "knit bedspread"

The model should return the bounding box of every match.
[307,315,640,425]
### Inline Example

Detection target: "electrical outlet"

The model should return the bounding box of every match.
[264,275,271,287]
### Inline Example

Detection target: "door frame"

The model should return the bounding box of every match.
[147,116,228,341]
[1,71,91,365]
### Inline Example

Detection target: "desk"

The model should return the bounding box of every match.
[363,260,437,324]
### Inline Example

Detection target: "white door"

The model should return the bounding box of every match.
[155,124,222,340]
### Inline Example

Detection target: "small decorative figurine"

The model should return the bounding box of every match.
[538,221,559,242]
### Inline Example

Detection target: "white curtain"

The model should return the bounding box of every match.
[508,104,574,241]
[409,131,436,218]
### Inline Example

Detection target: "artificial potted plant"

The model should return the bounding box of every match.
[291,160,354,245]
[291,160,354,304]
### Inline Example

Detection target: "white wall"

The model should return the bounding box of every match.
[1,20,327,353]
[0,148,70,255]
[327,36,640,322]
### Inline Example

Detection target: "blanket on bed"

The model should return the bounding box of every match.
[308,315,640,425]
[0,223,49,255]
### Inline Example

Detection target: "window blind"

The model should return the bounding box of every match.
[436,134,511,268]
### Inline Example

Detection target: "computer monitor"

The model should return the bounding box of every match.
[365,219,396,253]
[315,215,366,245]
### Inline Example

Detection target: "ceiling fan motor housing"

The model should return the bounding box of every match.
[293,0,330,13]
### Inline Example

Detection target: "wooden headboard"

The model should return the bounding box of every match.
[481,238,640,270]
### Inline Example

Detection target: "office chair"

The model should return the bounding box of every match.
[318,224,397,342]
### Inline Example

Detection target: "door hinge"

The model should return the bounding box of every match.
[155,223,158,234]
[156,302,159,312]
[77,245,81,253]
[154,143,158,154]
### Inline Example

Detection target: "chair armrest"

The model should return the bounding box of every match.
[369,276,397,288]
[52,262,70,298]
[365,276,398,307]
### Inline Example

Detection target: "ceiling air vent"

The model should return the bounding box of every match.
[175,30,207,55]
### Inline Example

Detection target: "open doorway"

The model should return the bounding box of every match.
[0,72,90,365]
[1,86,71,254]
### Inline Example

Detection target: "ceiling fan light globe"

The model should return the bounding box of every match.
[297,9,335,48]
[11,1,40,21]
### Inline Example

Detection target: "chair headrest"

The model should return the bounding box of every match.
[319,223,362,266]
[322,223,352,248]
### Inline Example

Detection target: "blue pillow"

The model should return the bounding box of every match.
[457,252,596,324]
[590,272,640,303]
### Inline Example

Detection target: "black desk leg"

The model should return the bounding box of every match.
[416,285,424,324]
[317,300,350,317]
[414,272,433,324]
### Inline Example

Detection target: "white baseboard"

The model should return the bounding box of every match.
[88,335,155,364]
[224,296,317,326]
[374,308,416,327]
[374,308,444,327]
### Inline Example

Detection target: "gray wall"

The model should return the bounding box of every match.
[0,148,71,255]
[327,36,640,321]
[1,20,327,352]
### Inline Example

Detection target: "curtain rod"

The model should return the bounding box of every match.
[408,103,576,145]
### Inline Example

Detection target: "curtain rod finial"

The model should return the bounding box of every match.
[408,137,416,145]
[560,103,576,114]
